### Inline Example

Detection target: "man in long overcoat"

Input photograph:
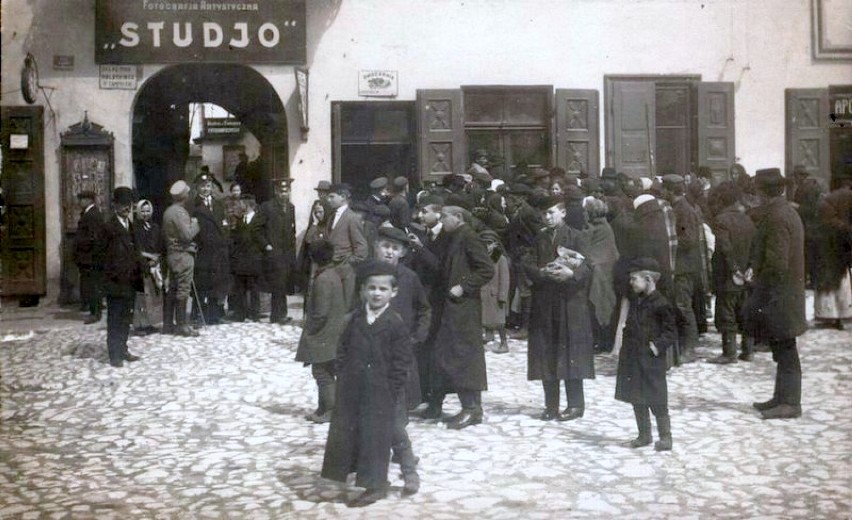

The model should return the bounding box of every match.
[192,173,230,324]
[523,197,595,421]
[428,206,494,430]
[746,168,807,420]
[74,190,104,324]
[257,178,297,323]
[102,187,143,367]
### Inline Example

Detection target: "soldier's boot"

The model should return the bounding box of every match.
[175,299,200,337]
[310,382,335,424]
[162,291,175,334]
[708,333,737,364]
[630,405,653,448]
[654,414,672,451]
[738,335,754,361]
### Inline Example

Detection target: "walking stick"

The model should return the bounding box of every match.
[191,279,207,328]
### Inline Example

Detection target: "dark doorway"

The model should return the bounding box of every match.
[332,102,416,202]
[132,64,288,220]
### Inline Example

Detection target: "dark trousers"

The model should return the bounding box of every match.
[674,273,699,351]
[107,295,133,363]
[458,390,482,411]
[391,389,418,474]
[232,274,260,319]
[270,291,289,323]
[416,343,433,404]
[771,338,802,406]
[543,379,585,410]
[79,267,102,316]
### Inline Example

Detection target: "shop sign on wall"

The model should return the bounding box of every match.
[205,118,242,136]
[359,70,398,97]
[830,86,852,125]
[95,0,306,65]
[99,65,139,90]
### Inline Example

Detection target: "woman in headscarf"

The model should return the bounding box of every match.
[132,199,163,334]
[583,197,619,352]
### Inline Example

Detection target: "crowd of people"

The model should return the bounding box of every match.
[73,160,851,507]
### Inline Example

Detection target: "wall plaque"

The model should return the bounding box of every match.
[99,65,138,90]
[359,70,398,97]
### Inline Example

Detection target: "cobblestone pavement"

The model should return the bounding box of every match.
[1,312,850,519]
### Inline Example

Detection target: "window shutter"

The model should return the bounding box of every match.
[786,88,830,184]
[697,82,736,185]
[555,89,599,177]
[417,89,464,182]
[607,80,655,177]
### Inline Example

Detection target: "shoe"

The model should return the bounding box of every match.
[402,471,420,496]
[752,398,778,411]
[175,326,200,337]
[492,342,509,354]
[706,355,736,365]
[443,410,466,424]
[348,487,388,508]
[630,434,653,448]
[124,353,141,362]
[760,404,802,420]
[309,411,332,424]
[538,409,558,421]
[109,359,124,368]
[557,407,584,422]
[447,409,482,430]
[84,314,101,324]
[737,352,754,362]
[417,405,442,420]
[654,415,672,451]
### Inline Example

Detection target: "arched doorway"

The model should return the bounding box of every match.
[132,64,288,219]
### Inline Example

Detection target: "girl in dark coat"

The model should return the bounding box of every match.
[616,257,676,452]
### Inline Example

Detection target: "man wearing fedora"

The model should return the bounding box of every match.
[257,178,298,324]
[101,187,143,367]
[73,190,105,324]
[745,168,807,420]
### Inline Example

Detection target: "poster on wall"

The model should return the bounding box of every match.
[95,0,306,64]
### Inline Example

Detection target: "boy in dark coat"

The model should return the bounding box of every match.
[229,195,263,321]
[616,257,676,451]
[321,260,413,508]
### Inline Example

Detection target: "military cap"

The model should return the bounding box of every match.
[314,180,332,192]
[754,168,784,188]
[393,176,409,188]
[628,257,661,274]
[194,171,214,185]
[661,174,684,187]
[169,180,190,197]
[356,259,398,282]
[76,190,97,201]
[112,187,134,205]
[369,177,388,190]
[328,183,352,195]
[377,226,411,245]
[274,178,293,189]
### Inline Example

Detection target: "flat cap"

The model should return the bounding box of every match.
[112,186,134,205]
[377,226,411,245]
[754,168,784,188]
[77,190,97,200]
[661,174,684,186]
[601,167,618,179]
[315,180,332,192]
[369,177,388,190]
[393,176,409,188]
[169,180,190,197]
[628,256,661,274]
[356,259,398,282]
[509,183,532,196]
[534,194,565,211]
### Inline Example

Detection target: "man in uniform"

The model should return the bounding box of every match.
[162,180,200,337]
[257,178,298,324]
[74,190,104,324]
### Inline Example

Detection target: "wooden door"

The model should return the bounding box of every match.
[1,106,46,297]
[555,89,600,177]
[417,89,464,182]
[607,81,656,177]
[697,82,736,185]
[786,88,830,185]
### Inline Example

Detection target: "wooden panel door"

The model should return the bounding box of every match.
[697,82,736,185]
[1,106,46,296]
[555,89,600,177]
[417,89,464,182]
[786,88,830,185]
[608,81,655,177]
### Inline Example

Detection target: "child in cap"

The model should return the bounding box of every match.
[615,257,676,451]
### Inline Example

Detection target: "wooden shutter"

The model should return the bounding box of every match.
[417,89,464,182]
[786,88,830,185]
[331,102,343,182]
[555,89,600,177]
[697,82,736,185]
[1,106,46,296]
[607,80,655,177]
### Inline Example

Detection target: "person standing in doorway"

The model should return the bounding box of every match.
[257,178,298,324]
[324,183,369,308]
[74,190,104,324]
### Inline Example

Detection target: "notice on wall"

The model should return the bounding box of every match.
[95,0,306,65]
[10,134,29,150]
[99,65,138,89]
[358,70,398,97]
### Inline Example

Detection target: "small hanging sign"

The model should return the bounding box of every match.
[358,70,398,97]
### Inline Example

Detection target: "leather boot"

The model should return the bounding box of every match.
[654,415,672,451]
[738,336,754,361]
[175,299,200,337]
[630,405,652,448]
[753,369,782,410]
[708,333,737,364]
[540,381,559,420]
[162,291,175,334]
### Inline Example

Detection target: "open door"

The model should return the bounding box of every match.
[555,89,599,177]
[417,89,464,182]
[786,88,830,185]
[1,106,46,297]
[697,82,736,185]
[607,81,655,177]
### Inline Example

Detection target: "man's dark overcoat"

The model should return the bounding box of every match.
[102,216,143,298]
[743,196,807,341]
[432,224,494,392]
[321,307,412,490]
[615,290,676,406]
[74,205,104,268]
[257,198,297,293]
[192,198,231,298]
[710,205,755,294]
[230,218,263,277]
[523,224,595,381]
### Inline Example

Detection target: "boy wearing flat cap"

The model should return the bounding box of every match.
[616,257,676,451]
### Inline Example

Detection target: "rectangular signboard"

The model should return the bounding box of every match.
[96,0,306,64]
[99,65,139,89]
[205,117,242,135]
